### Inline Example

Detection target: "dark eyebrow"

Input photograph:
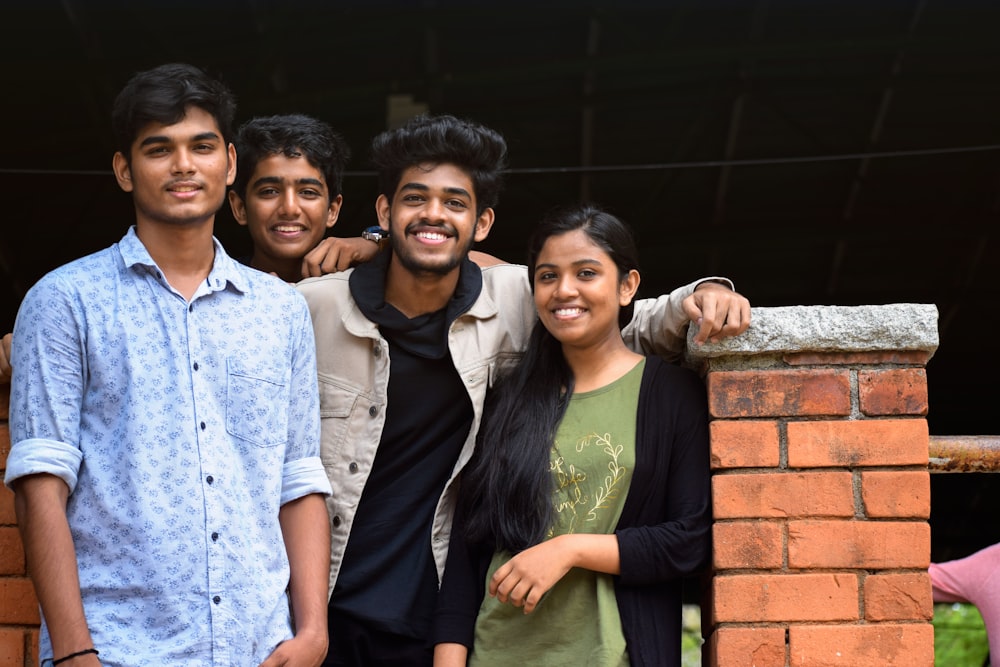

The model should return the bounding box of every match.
[251,176,326,190]
[138,131,221,148]
[534,258,603,273]
[398,182,472,199]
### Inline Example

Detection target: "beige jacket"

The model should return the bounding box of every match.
[297,263,718,595]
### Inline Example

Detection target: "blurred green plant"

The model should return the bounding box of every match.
[934,602,990,666]
[682,604,703,667]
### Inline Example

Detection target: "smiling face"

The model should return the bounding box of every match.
[113,106,235,230]
[228,152,341,274]
[376,162,494,279]
[533,228,640,352]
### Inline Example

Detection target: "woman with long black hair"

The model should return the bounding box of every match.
[433,205,712,666]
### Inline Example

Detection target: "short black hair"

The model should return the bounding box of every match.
[111,63,236,161]
[370,114,507,216]
[231,114,351,201]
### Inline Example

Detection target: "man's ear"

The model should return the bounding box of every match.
[225,143,237,186]
[473,207,495,242]
[375,194,391,231]
[112,152,133,193]
[326,194,344,229]
[228,190,248,227]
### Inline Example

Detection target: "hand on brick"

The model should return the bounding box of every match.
[685,282,751,344]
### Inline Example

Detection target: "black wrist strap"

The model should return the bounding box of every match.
[52,648,99,665]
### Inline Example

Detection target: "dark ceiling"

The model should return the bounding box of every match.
[2,0,998,443]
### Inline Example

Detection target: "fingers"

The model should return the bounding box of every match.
[688,288,752,344]
[0,332,12,384]
[489,563,545,614]
[300,238,379,279]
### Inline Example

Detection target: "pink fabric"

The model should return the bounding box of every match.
[930,542,1000,661]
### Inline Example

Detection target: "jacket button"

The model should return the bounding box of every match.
[332,515,342,528]
[369,405,377,417]
[349,462,359,473]
[373,345,381,357]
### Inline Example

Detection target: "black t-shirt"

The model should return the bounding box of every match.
[330,253,482,638]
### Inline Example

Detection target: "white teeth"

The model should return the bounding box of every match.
[554,308,584,317]
[417,231,447,240]
[274,225,304,232]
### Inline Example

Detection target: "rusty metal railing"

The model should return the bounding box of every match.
[929,436,1000,472]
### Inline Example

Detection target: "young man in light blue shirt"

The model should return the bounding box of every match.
[5,64,331,667]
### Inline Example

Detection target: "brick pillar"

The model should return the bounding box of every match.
[689,304,938,667]
[0,383,40,666]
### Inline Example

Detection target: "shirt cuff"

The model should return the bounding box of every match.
[3,438,83,491]
[281,456,332,505]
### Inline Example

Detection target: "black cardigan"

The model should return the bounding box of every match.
[433,356,712,666]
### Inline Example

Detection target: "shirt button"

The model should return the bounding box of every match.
[206,475,214,485]
[189,304,194,313]
[368,405,377,417]
[200,422,206,430]
[213,595,221,604]
[211,532,219,541]
[193,362,199,371]
[349,462,359,473]
[332,515,342,528]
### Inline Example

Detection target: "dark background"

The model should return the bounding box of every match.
[2,0,997,559]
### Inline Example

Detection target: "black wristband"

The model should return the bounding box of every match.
[52,648,99,665]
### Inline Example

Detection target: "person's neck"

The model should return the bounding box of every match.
[383,258,461,319]
[562,337,644,394]
[250,253,299,283]
[135,218,216,301]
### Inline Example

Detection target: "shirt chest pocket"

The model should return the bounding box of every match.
[226,358,289,448]
[317,379,359,460]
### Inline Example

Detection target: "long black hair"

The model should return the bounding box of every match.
[460,204,641,553]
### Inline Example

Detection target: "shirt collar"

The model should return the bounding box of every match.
[118,226,250,294]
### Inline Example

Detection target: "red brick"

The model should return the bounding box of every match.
[0,578,40,624]
[713,472,854,519]
[859,369,928,416]
[0,484,14,525]
[0,423,9,469]
[783,350,932,366]
[713,573,858,623]
[788,623,934,666]
[713,520,784,570]
[709,369,851,418]
[862,470,930,518]
[710,420,780,469]
[787,419,928,467]
[787,520,929,569]
[28,628,39,666]
[0,526,25,575]
[0,628,25,667]
[708,626,786,667]
[864,572,933,621]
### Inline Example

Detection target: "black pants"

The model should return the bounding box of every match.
[322,607,433,667]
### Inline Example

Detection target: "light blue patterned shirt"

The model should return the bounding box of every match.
[5,227,331,667]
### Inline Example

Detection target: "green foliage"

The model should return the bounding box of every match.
[682,604,703,667]
[934,602,990,667]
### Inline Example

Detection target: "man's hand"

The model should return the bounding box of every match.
[300,237,380,279]
[257,630,328,667]
[683,282,751,345]
[469,250,506,268]
[0,332,11,384]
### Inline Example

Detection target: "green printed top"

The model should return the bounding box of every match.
[470,359,644,666]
